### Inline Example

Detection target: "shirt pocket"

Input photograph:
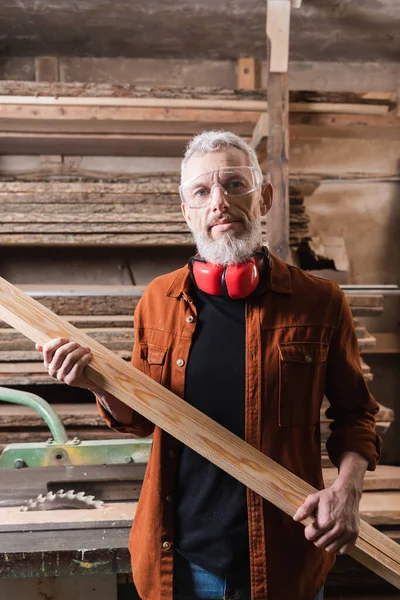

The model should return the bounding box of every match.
[278,341,329,427]
[139,343,168,384]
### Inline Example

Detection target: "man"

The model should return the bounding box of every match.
[38,130,382,600]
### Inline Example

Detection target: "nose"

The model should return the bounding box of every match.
[210,183,229,212]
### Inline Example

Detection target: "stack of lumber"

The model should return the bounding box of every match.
[0,82,266,155]
[0,175,314,248]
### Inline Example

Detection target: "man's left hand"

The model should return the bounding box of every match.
[292,481,361,555]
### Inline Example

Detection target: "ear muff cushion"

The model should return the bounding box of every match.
[224,258,259,299]
[191,261,225,296]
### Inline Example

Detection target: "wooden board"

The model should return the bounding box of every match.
[323,466,400,491]
[0,501,137,531]
[0,277,398,588]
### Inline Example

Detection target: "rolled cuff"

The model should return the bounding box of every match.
[326,426,382,471]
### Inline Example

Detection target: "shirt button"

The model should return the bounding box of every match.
[305,354,312,363]
[163,541,172,551]
[168,449,176,458]
[165,495,173,503]
[186,315,194,323]
[176,358,185,367]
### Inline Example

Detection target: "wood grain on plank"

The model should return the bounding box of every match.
[0,276,398,587]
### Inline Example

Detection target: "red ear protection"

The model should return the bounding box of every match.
[189,255,262,300]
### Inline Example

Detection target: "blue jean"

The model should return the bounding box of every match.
[173,551,324,600]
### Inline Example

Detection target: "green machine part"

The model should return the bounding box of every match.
[0,386,151,469]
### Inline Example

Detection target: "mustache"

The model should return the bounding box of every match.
[207,214,245,228]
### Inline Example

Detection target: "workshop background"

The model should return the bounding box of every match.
[0,1,399,599]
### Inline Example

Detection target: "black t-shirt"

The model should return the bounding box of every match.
[174,284,250,578]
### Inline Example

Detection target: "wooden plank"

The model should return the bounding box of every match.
[0,327,134,352]
[0,132,193,157]
[345,295,384,317]
[0,315,134,329]
[237,58,259,90]
[290,113,400,141]
[0,349,132,363]
[0,179,180,196]
[323,466,400,491]
[0,82,267,101]
[266,0,291,73]
[16,285,145,316]
[0,502,137,531]
[0,205,184,221]
[0,222,191,233]
[267,73,290,260]
[290,103,390,116]
[0,105,262,135]
[0,232,195,246]
[0,277,398,587]
[359,493,400,526]
[363,333,400,355]
[0,95,266,112]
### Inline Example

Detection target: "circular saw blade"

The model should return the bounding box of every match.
[20,489,104,511]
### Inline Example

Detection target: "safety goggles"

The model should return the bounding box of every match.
[179,165,262,208]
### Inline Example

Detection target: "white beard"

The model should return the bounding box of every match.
[192,218,264,266]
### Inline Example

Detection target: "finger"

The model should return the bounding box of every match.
[305,519,336,542]
[311,525,342,547]
[293,493,320,522]
[324,533,354,554]
[63,352,93,386]
[48,342,80,376]
[56,347,91,380]
[35,343,43,352]
[337,538,357,555]
[43,338,70,367]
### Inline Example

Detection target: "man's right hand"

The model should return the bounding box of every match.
[36,337,93,389]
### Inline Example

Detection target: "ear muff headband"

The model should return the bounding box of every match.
[188,248,270,300]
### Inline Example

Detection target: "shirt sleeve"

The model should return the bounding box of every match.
[95,296,155,438]
[324,289,382,471]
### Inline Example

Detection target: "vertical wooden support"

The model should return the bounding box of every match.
[237,58,260,89]
[267,73,290,260]
[266,0,291,260]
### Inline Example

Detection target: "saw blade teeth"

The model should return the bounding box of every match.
[21,488,105,511]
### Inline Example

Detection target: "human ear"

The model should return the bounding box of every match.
[260,183,273,216]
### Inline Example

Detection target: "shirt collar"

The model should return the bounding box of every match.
[165,252,292,299]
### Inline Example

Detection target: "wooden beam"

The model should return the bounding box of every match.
[237,58,260,90]
[266,0,291,73]
[0,277,399,588]
[267,73,290,260]
[250,112,269,164]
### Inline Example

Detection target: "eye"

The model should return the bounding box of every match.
[194,187,209,198]
[226,179,246,192]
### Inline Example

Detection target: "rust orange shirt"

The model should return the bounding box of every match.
[97,254,382,600]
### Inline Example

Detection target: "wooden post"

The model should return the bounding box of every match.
[267,73,290,259]
[266,0,291,260]
[0,276,399,589]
